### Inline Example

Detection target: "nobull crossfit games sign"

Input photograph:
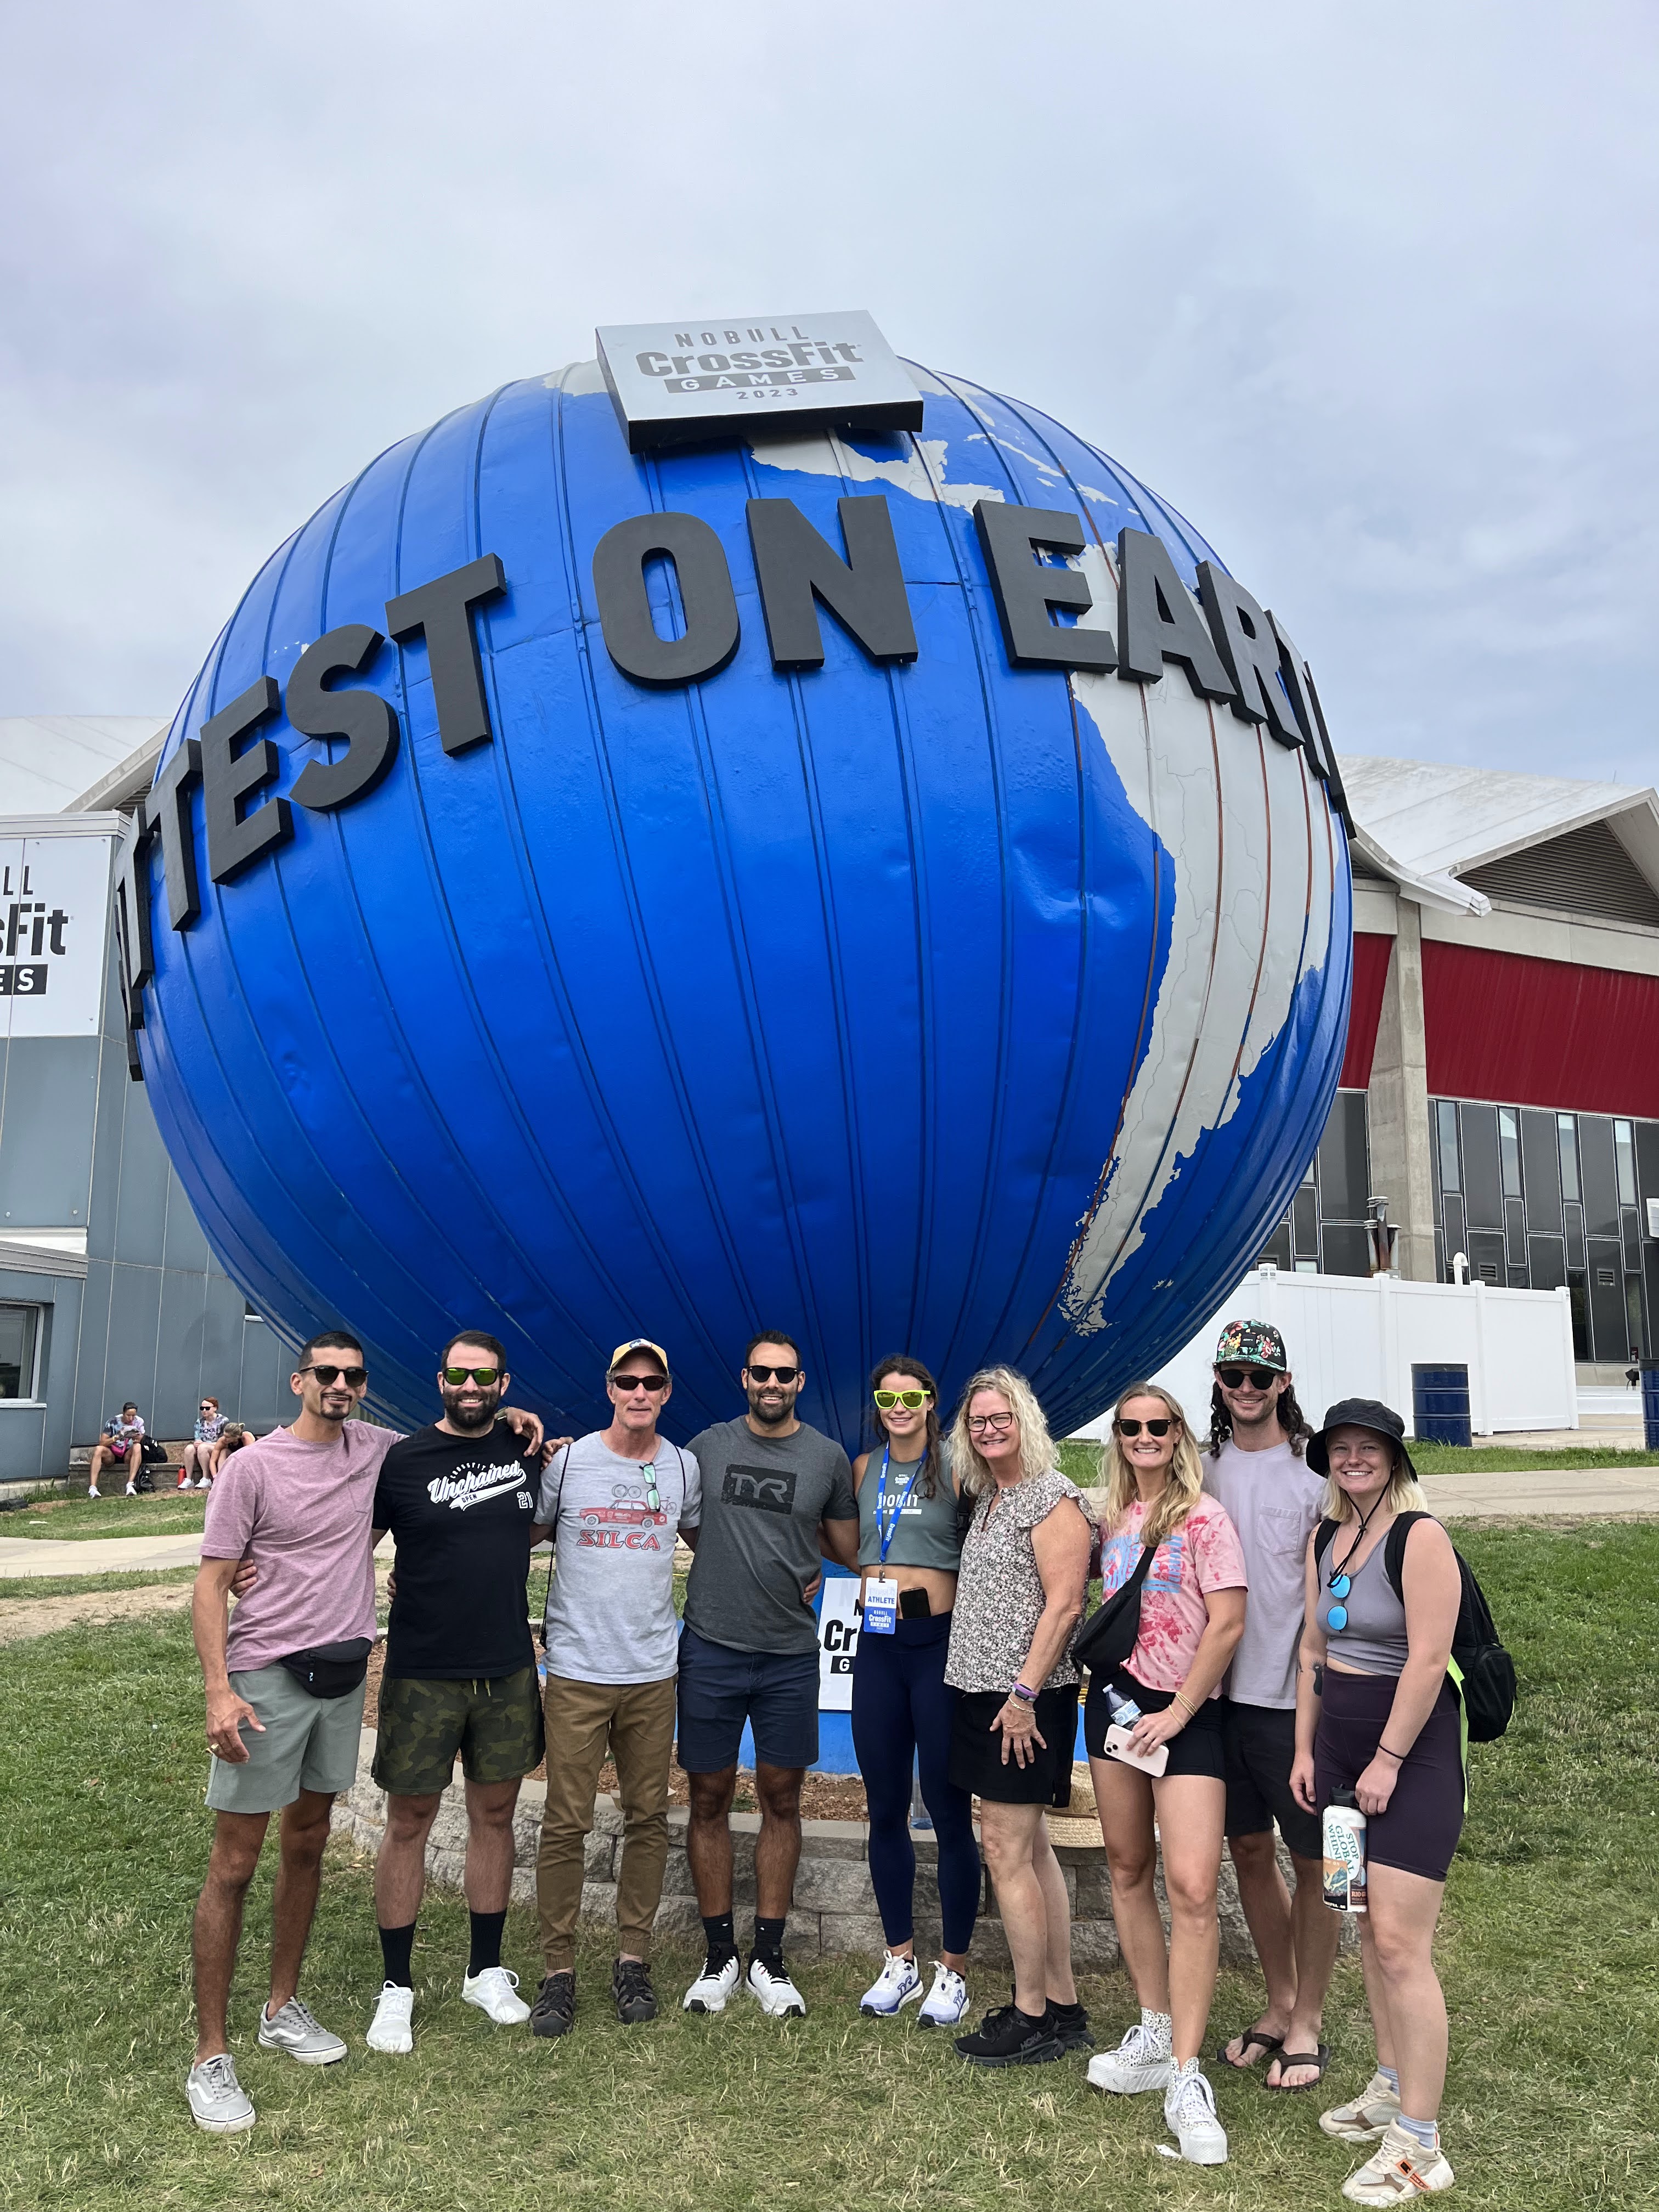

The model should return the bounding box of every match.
[596,309,924,450]
[115,311,1348,1057]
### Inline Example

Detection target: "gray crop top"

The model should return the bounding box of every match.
[856,1447,962,1572]
[1318,1532,1409,1677]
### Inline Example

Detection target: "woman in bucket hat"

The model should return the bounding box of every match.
[1290,1401,1463,2203]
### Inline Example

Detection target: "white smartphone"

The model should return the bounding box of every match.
[1105,1723,1169,1777]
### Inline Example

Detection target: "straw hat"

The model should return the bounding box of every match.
[1043,1761,1105,1848]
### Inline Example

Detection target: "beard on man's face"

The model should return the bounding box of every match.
[441,1384,501,1432]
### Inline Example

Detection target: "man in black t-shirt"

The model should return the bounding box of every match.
[364,1330,551,2055]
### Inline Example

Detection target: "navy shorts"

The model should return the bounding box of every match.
[675,1624,820,1773]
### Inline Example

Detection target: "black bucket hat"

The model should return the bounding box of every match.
[1306,1398,1418,1480]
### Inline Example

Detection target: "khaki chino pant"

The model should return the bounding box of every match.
[536,1672,678,1973]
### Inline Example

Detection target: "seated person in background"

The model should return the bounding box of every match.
[180,1397,228,1489]
[208,1423,254,1481]
[88,1403,146,1498]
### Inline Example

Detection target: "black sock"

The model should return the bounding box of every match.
[1050,1998,1086,2019]
[467,1909,506,1977]
[752,1914,786,1966]
[702,1912,737,1963]
[1015,2001,1047,2025]
[379,1922,416,1989]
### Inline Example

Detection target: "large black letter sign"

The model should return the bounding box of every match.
[592,513,741,686]
[1115,529,1235,700]
[287,625,400,811]
[385,554,506,755]
[201,676,292,885]
[973,502,1116,671]
[747,495,917,668]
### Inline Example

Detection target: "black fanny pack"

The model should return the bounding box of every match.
[278,1637,373,1699]
[1073,1540,1156,1677]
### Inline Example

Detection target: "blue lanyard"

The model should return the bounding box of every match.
[874,1446,924,1565]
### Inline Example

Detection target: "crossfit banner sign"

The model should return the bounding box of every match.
[596,310,923,451]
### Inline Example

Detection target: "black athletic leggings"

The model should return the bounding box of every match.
[850,1610,980,1956]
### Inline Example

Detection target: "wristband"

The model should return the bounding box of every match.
[1009,1681,1038,1705]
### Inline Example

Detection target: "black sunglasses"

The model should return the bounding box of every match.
[1115,1416,1173,1437]
[747,1364,800,1384]
[441,1365,501,1386]
[1217,1366,1279,1391]
[613,1372,669,1393]
[301,1363,367,1388]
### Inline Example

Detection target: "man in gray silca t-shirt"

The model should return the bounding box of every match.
[678,1330,857,2021]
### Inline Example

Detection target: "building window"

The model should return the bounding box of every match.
[0,1305,41,1400]
[1498,1108,1522,1200]
[1615,1119,1638,1208]
[1558,1114,1581,1204]
[1436,1101,1460,1194]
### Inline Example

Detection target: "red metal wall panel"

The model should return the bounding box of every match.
[1422,940,1659,1114]
[1339,932,1393,1091]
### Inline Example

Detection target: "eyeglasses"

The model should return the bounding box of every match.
[441,1365,501,1386]
[612,1372,669,1393]
[873,1389,930,1410]
[1216,1367,1277,1391]
[747,1364,800,1384]
[302,1364,367,1387]
[967,1411,1015,1435]
[1116,1416,1173,1437]
[640,1463,662,1513]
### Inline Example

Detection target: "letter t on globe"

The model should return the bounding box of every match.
[596,311,923,452]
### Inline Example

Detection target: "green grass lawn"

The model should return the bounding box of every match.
[0,1491,210,1539]
[1,1524,1654,2209]
[1058,1438,1659,1481]
[0,1566,199,1601]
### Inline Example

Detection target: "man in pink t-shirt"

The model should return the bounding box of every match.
[184,1328,541,2137]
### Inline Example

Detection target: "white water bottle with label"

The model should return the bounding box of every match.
[1322,1790,1368,1914]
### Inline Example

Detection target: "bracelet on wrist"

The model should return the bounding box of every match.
[1377,1741,1407,1763]
[1009,1680,1038,1705]
[1171,1690,1196,1721]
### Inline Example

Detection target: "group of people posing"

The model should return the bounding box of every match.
[184,1319,1468,2205]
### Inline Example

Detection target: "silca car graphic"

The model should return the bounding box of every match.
[582,1485,668,1530]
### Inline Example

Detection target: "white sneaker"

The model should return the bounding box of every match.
[917,1963,969,2028]
[1341,2123,1454,2203]
[1322,2071,1404,2144]
[257,1996,347,2065]
[462,1966,529,2025]
[1165,2059,1228,2164]
[859,1950,923,2017]
[187,2051,255,2133]
[366,1981,414,2053]
[682,1953,742,2013]
[745,1955,806,2018]
[125,1483,137,1496]
[1087,2020,1173,2094]
[87,1488,100,1499]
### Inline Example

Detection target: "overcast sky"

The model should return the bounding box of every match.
[3,1,1654,785]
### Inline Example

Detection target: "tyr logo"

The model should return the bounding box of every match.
[723,1464,797,1515]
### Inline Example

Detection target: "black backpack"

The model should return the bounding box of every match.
[1314,1510,1515,1742]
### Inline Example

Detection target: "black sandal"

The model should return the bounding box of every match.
[1215,2027,1285,2071]
[1265,2043,1331,2090]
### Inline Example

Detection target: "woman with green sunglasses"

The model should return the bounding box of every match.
[848,1354,979,2027]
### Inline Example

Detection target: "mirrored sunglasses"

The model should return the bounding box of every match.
[441,1365,500,1386]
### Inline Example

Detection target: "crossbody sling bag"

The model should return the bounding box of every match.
[1073,1535,1158,1677]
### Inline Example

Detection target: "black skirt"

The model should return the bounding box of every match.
[949,1683,1080,1807]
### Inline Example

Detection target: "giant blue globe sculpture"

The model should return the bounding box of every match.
[134,356,1351,1444]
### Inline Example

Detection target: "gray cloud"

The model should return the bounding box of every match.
[2,0,1654,783]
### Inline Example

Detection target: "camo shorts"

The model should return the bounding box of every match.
[372,1665,544,1797]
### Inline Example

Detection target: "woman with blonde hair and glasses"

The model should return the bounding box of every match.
[1085,1382,1247,2166]
[943,1365,1092,2069]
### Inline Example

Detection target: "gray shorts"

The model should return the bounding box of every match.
[205,1662,366,1816]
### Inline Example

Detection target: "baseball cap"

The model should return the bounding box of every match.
[1305,1398,1418,1479]
[1214,1319,1288,1373]
[608,1337,669,1376]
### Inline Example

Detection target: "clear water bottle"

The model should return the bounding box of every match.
[1104,1681,1143,1729]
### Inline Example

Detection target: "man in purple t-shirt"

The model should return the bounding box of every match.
[184,1328,542,2136]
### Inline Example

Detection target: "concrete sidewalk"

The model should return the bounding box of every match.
[0,1532,205,1578]
[1429,1465,1659,1519]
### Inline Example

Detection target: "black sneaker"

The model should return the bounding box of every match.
[954,2001,1062,2067]
[1048,2000,1094,2052]
[529,1971,575,2038]
[612,1957,658,2025]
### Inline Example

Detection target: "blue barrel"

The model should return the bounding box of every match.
[1642,1367,1659,1451]
[1412,1363,1471,1449]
